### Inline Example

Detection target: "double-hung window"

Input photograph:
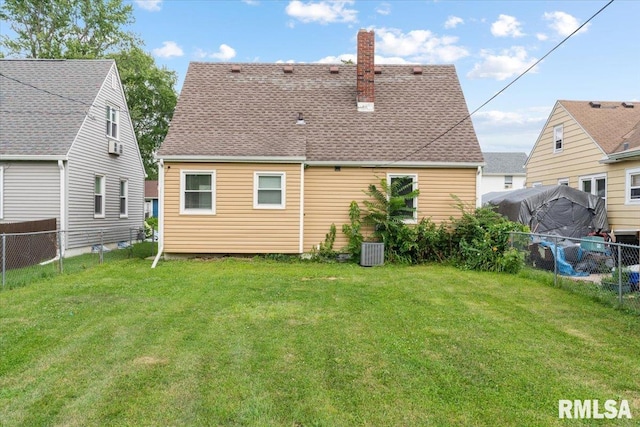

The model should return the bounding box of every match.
[626,167,640,204]
[181,170,216,214]
[119,179,128,217]
[579,174,606,201]
[553,124,563,153]
[254,172,285,209]
[504,175,513,189]
[106,105,119,139]
[94,175,105,218]
[388,174,418,223]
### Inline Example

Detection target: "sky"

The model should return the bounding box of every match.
[9,0,640,155]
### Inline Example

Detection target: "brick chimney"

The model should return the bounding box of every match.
[356,29,375,112]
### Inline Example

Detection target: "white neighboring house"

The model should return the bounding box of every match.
[481,152,527,195]
[0,59,145,256]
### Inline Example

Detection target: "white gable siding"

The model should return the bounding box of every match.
[481,175,526,195]
[0,161,60,225]
[66,64,145,249]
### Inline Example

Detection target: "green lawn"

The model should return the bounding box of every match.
[1,259,639,426]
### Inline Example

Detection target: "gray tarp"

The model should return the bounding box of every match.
[484,185,609,238]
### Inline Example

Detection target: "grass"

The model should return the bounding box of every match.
[1,258,640,426]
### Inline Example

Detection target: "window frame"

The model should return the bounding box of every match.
[106,104,119,140]
[180,170,216,215]
[254,172,286,209]
[119,179,128,218]
[94,174,106,219]
[504,175,513,189]
[531,182,543,187]
[553,124,564,153]
[558,178,569,186]
[387,173,418,224]
[579,173,607,201]
[625,167,640,205]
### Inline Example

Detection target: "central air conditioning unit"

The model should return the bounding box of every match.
[108,140,123,155]
[360,242,384,267]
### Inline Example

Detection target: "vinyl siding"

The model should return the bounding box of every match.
[304,167,477,252]
[605,161,640,232]
[0,161,60,224]
[163,162,302,253]
[66,64,145,249]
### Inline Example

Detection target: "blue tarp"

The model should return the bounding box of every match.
[538,241,589,277]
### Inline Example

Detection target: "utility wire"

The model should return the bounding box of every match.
[377,0,615,167]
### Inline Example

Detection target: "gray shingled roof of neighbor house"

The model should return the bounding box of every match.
[559,100,640,154]
[0,59,114,157]
[159,62,484,164]
[482,152,528,175]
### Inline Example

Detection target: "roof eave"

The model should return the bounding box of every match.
[599,149,640,164]
[159,155,306,163]
[306,160,484,168]
[0,155,68,161]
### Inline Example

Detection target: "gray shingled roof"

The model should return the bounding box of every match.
[0,59,114,157]
[159,63,483,164]
[482,152,527,175]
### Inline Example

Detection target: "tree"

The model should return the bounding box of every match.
[0,0,138,58]
[108,47,177,179]
[0,0,177,179]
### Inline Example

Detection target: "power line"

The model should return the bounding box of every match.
[377,0,615,167]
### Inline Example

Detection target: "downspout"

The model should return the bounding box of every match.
[58,160,66,257]
[151,159,164,268]
[476,165,482,208]
[299,163,305,253]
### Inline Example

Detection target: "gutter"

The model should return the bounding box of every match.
[57,160,66,257]
[599,149,640,164]
[151,159,164,269]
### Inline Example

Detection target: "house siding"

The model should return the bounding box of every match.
[163,162,302,254]
[66,64,145,249]
[481,175,526,195]
[0,161,60,224]
[304,166,477,252]
[604,161,640,232]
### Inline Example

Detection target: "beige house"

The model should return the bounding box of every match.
[156,30,484,256]
[526,100,640,244]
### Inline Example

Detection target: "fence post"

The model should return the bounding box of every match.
[617,244,623,305]
[152,227,156,257]
[2,233,5,289]
[553,235,558,287]
[100,230,104,264]
[58,230,64,273]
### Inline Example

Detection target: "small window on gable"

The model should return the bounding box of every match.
[254,172,285,209]
[94,175,105,218]
[553,124,564,152]
[388,174,418,223]
[111,74,117,89]
[504,175,513,189]
[106,105,119,139]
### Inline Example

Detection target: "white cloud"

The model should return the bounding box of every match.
[467,46,538,81]
[474,107,551,153]
[474,109,547,126]
[152,41,184,58]
[376,3,391,16]
[196,44,237,61]
[134,0,162,11]
[536,33,548,41]
[316,53,411,65]
[242,0,260,5]
[285,0,357,24]
[375,27,469,63]
[491,14,524,37]
[444,16,464,29]
[543,11,590,37]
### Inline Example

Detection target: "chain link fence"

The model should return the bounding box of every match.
[1,227,157,290]
[509,231,640,312]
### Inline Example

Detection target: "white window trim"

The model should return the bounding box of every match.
[387,173,418,224]
[254,172,286,209]
[106,104,120,141]
[579,173,607,201]
[94,174,106,219]
[553,124,564,153]
[625,167,640,205]
[0,166,3,219]
[180,170,216,215]
[531,182,543,187]
[119,179,128,218]
[558,178,569,186]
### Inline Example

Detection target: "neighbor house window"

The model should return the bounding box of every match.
[119,179,128,217]
[580,174,606,201]
[558,178,569,186]
[94,175,105,218]
[180,170,215,214]
[254,172,285,209]
[388,174,418,223]
[504,175,513,189]
[106,105,119,139]
[553,124,563,152]
[626,167,640,204]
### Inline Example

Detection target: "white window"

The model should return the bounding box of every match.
[504,175,513,189]
[119,179,128,218]
[531,182,543,187]
[0,166,3,219]
[254,172,285,209]
[180,170,216,214]
[626,167,640,204]
[579,174,606,201]
[94,175,105,218]
[106,105,119,139]
[553,124,563,153]
[388,173,418,223]
[558,178,569,186]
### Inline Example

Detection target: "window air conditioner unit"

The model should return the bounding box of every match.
[108,140,123,155]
